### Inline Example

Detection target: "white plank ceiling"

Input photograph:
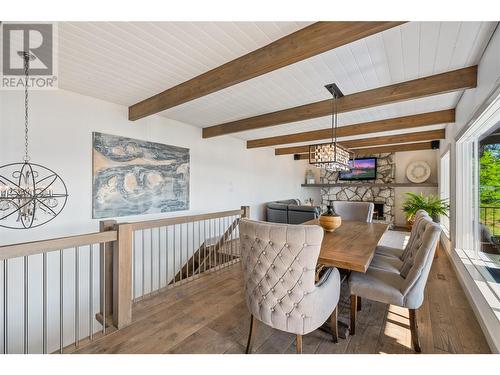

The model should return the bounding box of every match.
[58,21,499,146]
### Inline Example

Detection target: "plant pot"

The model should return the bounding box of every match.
[319,203,342,232]
[406,216,415,231]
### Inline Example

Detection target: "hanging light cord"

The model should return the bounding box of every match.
[331,92,338,159]
[23,52,30,163]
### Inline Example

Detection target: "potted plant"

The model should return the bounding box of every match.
[402,192,449,229]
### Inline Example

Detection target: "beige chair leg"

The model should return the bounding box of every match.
[357,296,362,311]
[245,315,256,354]
[409,309,421,353]
[296,334,303,354]
[330,306,339,343]
[350,295,357,335]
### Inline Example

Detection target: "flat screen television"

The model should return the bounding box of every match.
[339,157,377,181]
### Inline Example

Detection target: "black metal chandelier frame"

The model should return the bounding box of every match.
[309,83,355,171]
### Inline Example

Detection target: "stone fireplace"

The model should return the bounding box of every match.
[373,202,385,221]
[319,153,395,225]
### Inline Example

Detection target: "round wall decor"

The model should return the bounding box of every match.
[406,161,431,183]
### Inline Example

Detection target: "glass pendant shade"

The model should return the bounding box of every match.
[309,142,351,172]
[309,83,352,172]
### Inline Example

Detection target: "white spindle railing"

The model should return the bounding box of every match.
[0,232,117,354]
[0,206,248,354]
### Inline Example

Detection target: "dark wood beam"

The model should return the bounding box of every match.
[293,142,435,160]
[203,66,476,138]
[247,109,454,148]
[128,22,404,121]
[275,129,445,155]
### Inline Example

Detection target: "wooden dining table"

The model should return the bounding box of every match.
[303,219,390,273]
[303,219,389,339]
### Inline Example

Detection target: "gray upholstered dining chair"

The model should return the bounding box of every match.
[332,201,374,222]
[374,209,430,260]
[239,219,341,354]
[348,215,440,352]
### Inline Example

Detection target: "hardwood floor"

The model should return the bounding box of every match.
[74,238,490,354]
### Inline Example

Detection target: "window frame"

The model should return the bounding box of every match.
[455,85,500,321]
[439,148,451,238]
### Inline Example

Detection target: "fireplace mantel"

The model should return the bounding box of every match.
[302,182,438,188]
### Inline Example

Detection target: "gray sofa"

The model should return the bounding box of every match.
[266,199,320,224]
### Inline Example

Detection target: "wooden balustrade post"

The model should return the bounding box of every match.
[241,206,250,219]
[99,220,116,326]
[113,223,133,329]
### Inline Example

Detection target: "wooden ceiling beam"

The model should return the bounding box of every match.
[293,142,436,160]
[275,129,445,155]
[128,21,404,121]
[203,66,477,138]
[247,109,454,148]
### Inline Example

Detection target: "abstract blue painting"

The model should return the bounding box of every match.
[92,132,189,219]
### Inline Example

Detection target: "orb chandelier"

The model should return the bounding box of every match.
[0,52,68,229]
[309,83,353,172]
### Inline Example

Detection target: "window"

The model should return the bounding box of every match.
[479,128,500,256]
[440,150,450,236]
[456,88,500,319]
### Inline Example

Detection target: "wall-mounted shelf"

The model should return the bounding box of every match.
[301,183,438,188]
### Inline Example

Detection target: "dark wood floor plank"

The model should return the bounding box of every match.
[284,329,330,354]
[168,326,237,354]
[452,307,491,354]
[416,289,435,354]
[427,265,465,353]
[223,342,247,354]
[254,328,296,354]
[347,300,388,354]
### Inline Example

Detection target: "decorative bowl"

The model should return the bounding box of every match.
[318,203,342,232]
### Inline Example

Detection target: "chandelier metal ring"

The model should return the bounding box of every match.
[0,51,69,229]
[0,162,68,229]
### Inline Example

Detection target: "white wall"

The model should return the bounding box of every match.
[0,88,319,246]
[393,150,439,226]
[0,87,324,353]
[439,25,500,352]
[441,26,500,242]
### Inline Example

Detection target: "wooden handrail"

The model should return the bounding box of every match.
[0,231,118,261]
[129,208,244,231]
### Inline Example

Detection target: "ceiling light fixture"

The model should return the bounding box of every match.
[309,83,353,172]
[0,52,68,229]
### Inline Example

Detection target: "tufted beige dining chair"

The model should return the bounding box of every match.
[239,219,341,354]
[348,215,441,352]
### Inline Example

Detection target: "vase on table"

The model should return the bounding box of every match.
[319,202,341,232]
